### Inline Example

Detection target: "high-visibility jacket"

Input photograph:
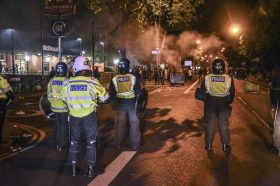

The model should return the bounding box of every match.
[61,76,109,118]
[112,74,136,99]
[205,73,232,97]
[0,75,12,100]
[47,76,68,113]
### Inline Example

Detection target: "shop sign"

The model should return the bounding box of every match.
[43,0,76,15]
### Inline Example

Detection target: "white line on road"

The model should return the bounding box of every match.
[237,96,273,132]
[184,79,200,94]
[89,151,137,186]
[237,96,248,105]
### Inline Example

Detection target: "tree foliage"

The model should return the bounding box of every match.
[83,0,203,32]
[247,0,280,70]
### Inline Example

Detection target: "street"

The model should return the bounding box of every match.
[0,78,279,186]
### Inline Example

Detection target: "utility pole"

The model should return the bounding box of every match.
[91,22,95,66]
[11,29,15,75]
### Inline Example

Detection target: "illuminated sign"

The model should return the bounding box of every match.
[43,45,59,52]
[43,0,76,15]
[51,20,68,37]
[184,61,192,66]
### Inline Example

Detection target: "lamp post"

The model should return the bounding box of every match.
[100,42,105,64]
[77,37,82,55]
[9,29,15,75]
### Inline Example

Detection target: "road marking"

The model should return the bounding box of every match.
[237,96,247,105]
[184,79,199,94]
[0,123,46,161]
[149,88,162,95]
[89,151,137,186]
[237,96,272,132]
[158,106,173,109]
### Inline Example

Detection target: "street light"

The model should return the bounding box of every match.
[77,37,82,55]
[100,42,105,63]
[230,24,241,36]
[8,29,15,75]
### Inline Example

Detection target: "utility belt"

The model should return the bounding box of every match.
[206,94,234,104]
[116,97,136,103]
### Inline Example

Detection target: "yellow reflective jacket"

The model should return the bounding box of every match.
[205,74,232,97]
[61,76,109,118]
[47,76,68,113]
[112,74,136,99]
[0,75,12,99]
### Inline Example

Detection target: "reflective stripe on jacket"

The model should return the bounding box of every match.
[112,74,136,99]
[61,76,108,118]
[47,76,68,113]
[205,74,232,97]
[0,76,12,99]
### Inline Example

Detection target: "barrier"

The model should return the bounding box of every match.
[243,81,260,93]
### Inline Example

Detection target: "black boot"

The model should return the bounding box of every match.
[88,165,104,178]
[223,144,232,152]
[205,144,212,152]
[88,165,94,178]
[56,145,62,152]
[71,164,78,176]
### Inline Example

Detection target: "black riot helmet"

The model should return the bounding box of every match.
[118,58,130,74]
[55,62,68,77]
[212,58,225,75]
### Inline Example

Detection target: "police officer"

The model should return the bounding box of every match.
[61,56,109,177]
[109,58,141,150]
[201,58,235,152]
[0,66,14,144]
[47,62,69,151]
[269,67,280,153]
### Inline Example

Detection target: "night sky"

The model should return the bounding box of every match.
[0,0,259,52]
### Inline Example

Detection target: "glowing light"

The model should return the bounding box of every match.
[230,24,241,35]
[113,58,119,65]
[196,40,201,45]
[100,42,104,46]
[46,56,51,62]
[77,37,82,41]
[25,55,30,61]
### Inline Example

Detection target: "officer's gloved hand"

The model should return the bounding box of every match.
[227,95,234,104]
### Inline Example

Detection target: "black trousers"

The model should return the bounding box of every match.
[54,112,69,147]
[0,99,7,142]
[204,95,230,146]
[69,112,98,166]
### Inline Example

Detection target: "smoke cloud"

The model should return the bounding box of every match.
[126,26,224,66]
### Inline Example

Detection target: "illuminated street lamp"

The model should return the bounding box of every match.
[100,42,105,63]
[77,37,82,55]
[230,24,241,36]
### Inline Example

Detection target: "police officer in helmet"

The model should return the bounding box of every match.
[201,58,235,152]
[47,62,69,151]
[61,56,109,177]
[109,58,141,150]
[0,65,14,144]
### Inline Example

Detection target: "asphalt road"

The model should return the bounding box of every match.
[111,79,280,186]
[0,78,279,186]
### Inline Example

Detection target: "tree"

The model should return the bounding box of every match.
[247,0,280,71]
[83,0,203,33]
